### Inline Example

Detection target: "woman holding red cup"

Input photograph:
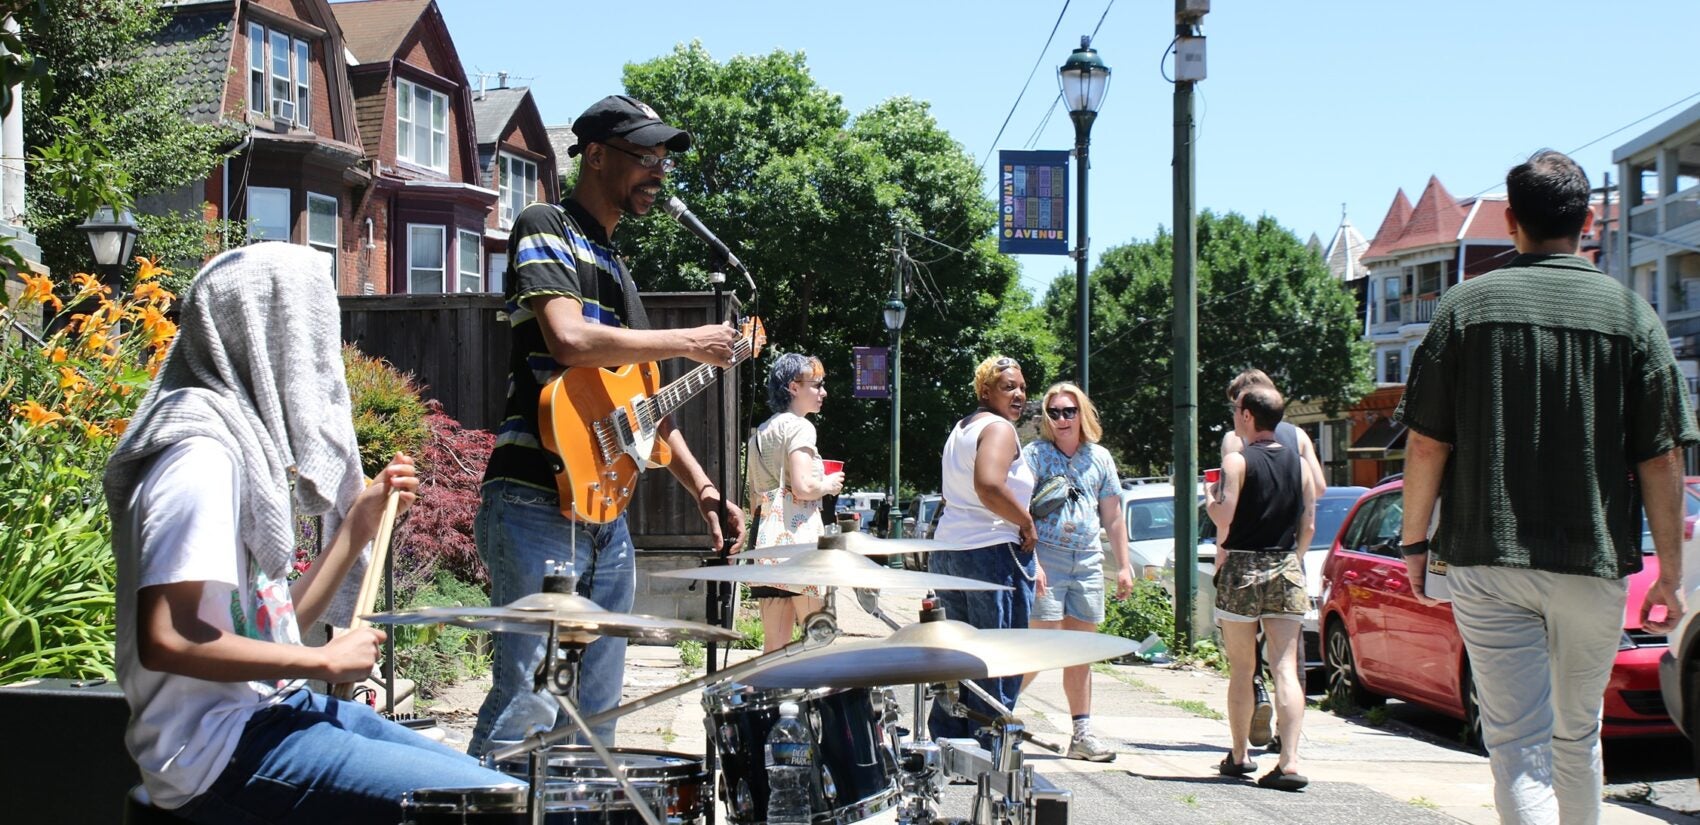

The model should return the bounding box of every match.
[738,352,846,651]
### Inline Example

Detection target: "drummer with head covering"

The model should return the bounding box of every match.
[107,243,514,824]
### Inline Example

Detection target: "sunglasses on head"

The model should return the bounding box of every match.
[993,356,1018,370]
[1045,407,1078,420]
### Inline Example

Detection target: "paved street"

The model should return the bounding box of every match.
[425,588,1700,823]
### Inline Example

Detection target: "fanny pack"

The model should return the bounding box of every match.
[1029,474,1079,519]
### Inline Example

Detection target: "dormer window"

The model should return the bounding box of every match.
[498,152,538,229]
[397,78,449,173]
[247,21,311,129]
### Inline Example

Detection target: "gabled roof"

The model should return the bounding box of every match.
[143,4,236,123]
[1393,176,1463,250]
[1458,197,1514,242]
[334,0,433,65]
[471,87,530,146]
[1361,189,1412,261]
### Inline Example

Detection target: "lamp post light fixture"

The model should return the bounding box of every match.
[77,205,143,279]
[883,295,906,541]
[1058,36,1110,393]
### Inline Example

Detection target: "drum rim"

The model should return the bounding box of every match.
[496,745,709,781]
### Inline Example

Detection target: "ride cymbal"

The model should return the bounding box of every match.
[362,591,742,643]
[739,619,1138,689]
[653,547,1010,591]
[735,531,966,561]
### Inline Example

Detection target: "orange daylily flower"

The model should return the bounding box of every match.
[132,281,169,305]
[18,272,62,312]
[82,329,111,354]
[82,421,106,440]
[134,257,168,283]
[15,400,64,427]
[70,271,110,299]
[109,418,129,436]
[46,345,68,363]
[57,366,89,394]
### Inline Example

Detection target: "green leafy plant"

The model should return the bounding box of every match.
[677,640,705,671]
[342,347,429,478]
[1098,579,1176,651]
[733,610,764,651]
[389,570,490,699]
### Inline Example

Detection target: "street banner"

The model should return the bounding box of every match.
[853,346,889,399]
[997,149,1070,255]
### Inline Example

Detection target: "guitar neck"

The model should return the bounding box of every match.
[648,336,756,420]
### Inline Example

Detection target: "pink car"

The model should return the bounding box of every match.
[1319,479,1689,744]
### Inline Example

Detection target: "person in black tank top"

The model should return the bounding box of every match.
[1204,386,1316,790]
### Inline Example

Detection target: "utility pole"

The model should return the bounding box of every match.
[885,225,908,541]
[1171,0,1207,647]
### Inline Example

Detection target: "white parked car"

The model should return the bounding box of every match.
[1658,510,1700,779]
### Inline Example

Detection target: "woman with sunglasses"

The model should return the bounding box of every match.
[739,353,845,651]
[927,355,1037,742]
[1018,382,1133,762]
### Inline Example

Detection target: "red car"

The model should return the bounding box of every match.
[1319,479,1692,744]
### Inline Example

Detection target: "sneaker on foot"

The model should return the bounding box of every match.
[1248,700,1274,748]
[1067,733,1117,763]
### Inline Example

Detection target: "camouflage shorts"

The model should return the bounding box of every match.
[1213,550,1307,621]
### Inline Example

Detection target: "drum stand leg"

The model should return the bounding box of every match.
[551,691,666,825]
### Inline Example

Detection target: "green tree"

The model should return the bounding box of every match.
[1045,210,1371,474]
[619,43,1059,492]
[22,0,244,292]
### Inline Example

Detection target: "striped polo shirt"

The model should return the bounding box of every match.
[483,198,649,492]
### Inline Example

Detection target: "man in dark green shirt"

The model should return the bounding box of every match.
[1397,150,1696,823]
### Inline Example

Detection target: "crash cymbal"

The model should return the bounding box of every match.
[736,531,966,561]
[653,547,1009,591]
[363,591,742,643]
[739,619,1138,689]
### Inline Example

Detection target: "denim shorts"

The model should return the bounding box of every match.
[1213,550,1307,622]
[1032,541,1106,623]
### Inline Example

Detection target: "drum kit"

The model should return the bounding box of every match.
[364,531,1138,825]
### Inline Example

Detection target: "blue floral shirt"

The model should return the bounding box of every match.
[1021,440,1120,552]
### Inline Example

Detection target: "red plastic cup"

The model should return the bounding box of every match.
[1203,467,1222,485]
[821,459,844,476]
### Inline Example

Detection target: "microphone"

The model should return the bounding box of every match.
[663,196,746,277]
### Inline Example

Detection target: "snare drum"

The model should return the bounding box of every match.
[493,747,709,825]
[703,683,900,825]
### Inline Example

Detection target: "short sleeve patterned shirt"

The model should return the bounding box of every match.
[1021,440,1121,552]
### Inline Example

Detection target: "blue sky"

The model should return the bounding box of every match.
[433,0,1700,297]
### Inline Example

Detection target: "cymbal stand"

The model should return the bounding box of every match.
[850,587,934,751]
[929,681,1059,825]
[485,610,844,766]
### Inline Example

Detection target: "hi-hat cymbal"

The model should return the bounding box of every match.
[363,591,742,643]
[739,619,1138,689]
[653,547,1010,591]
[736,531,965,561]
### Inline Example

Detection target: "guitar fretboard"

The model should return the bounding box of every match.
[637,336,757,429]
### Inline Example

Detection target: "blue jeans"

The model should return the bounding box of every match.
[469,480,636,756]
[926,541,1035,741]
[177,689,513,824]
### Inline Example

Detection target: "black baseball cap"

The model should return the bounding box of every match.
[568,95,691,156]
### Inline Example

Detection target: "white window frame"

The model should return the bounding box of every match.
[407,224,446,293]
[246,21,311,129]
[1380,274,1402,323]
[457,228,482,293]
[488,251,508,295]
[247,186,291,242]
[397,78,449,173]
[498,152,538,229]
[1382,349,1403,383]
[307,192,339,284]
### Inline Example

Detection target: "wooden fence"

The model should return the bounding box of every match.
[339,292,744,551]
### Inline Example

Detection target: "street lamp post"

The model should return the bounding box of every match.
[76,205,142,284]
[883,292,906,541]
[1059,36,1110,394]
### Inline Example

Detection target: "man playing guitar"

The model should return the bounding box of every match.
[469,95,746,756]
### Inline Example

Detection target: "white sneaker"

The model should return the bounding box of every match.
[1067,733,1116,763]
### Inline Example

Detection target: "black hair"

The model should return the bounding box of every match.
[1237,385,1285,432]
[1506,150,1591,242]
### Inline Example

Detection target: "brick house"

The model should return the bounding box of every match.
[144,0,370,292]
[333,0,495,294]
[469,81,558,295]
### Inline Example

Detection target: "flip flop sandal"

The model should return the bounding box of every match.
[1217,755,1257,776]
[1257,768,1309,791]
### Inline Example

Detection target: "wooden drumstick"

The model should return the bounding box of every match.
[332,488,402,700]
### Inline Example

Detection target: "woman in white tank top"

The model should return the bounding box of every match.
[926,355,1038,742]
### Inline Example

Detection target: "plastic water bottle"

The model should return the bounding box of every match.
[764,701,813,825]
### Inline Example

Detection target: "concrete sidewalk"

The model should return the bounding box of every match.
[426,587,1693,823]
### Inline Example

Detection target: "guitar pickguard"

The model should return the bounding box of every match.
[611,392,665,470]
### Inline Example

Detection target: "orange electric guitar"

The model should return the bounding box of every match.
[538,317,766,523]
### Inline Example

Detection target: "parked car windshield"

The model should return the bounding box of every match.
[1127,499,1177,542]
[1311,496,1359,550]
